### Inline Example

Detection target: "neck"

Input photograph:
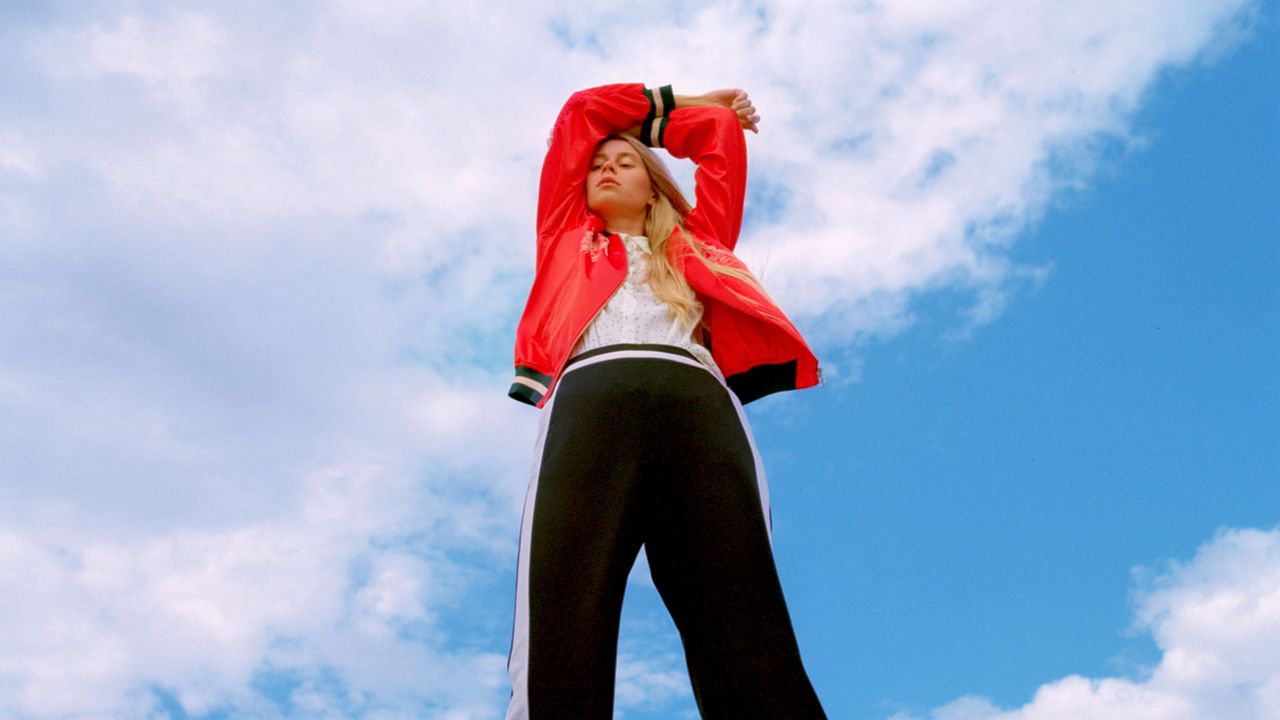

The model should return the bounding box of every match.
[601,211,646,237]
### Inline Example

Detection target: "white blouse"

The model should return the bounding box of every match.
[570,232,722,379]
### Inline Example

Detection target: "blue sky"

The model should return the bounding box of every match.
[1,2,1277,719]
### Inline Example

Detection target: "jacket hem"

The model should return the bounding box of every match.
[726,360,800,405]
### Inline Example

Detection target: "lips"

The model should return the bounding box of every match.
[596,178,620,188]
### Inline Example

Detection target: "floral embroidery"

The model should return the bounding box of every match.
[579,228,608,262]
[579,216,609,262]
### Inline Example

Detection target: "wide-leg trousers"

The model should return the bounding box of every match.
[505,344,826,719]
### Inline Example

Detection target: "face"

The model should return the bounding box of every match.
[585,139,654,219]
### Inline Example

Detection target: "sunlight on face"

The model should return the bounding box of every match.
[585,138,654,222]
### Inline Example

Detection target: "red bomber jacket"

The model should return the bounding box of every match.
[508,83,821,408]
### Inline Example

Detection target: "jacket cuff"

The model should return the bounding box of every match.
[508,365,552,406]
[640,85,674,148]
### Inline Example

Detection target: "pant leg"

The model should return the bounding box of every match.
[506,362,647,720]
[640,361,827,719]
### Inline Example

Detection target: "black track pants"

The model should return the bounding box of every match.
[505,344,826,719]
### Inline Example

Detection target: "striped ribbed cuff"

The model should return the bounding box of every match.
[508,365,553,406]
[640,85,673,148]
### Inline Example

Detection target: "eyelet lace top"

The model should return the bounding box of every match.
[570,232,722,379]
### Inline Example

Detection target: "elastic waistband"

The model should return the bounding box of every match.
[562,343,705,377]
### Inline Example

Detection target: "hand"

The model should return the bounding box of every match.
[702,88,760,133]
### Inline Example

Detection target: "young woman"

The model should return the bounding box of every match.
[505,83,826,719]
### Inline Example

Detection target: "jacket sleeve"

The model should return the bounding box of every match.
[536,83,673,266]
[658,105,747,252]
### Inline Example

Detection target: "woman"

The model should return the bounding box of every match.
[506,83,826,719]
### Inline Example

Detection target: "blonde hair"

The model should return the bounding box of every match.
[604,133,772,328]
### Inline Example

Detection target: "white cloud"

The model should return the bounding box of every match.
[725,0,1261,340]
[891,527,1280,720]
[0,463,513,718]
[614,650,693,713]
[614,609,695,714]
[0,0,1265,717]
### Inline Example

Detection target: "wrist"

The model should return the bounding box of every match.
[674,93,706,109]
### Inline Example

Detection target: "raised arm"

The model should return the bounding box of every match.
[536,84,674,265]
[655,89,759,251]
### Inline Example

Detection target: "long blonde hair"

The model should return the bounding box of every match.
[605,133,771,327]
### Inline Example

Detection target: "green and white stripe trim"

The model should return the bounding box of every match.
[508,366,554,406]
[640,84,674,148]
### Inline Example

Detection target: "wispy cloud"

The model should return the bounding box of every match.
[0,1,1264,717]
